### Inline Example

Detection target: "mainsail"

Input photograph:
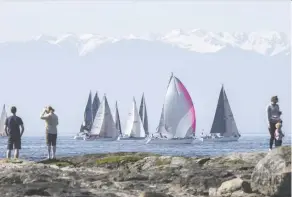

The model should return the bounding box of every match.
[114,101,122,135]
[81,91,93,132]
[139,93,149,135]
[92,92,100,121]
[210,85,240,137]
[157,73,196,138]
[123,97,146,138]
[0,105,7,136]
[91,95,119,138]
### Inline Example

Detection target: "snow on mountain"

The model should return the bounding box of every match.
[1,29,290,56]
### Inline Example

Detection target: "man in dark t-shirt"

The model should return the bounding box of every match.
[4,106,24,159]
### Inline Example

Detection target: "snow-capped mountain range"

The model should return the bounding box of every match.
[3,29,290,57]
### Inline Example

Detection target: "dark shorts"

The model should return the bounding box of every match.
[46,133,57,146]
[275,140,282,147]
[7,136,21,150]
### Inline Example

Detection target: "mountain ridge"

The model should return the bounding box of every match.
[1,29,290,57]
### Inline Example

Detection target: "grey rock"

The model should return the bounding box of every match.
[251,146,291,197]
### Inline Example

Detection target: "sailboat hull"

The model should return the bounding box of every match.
[118,137,146,141]
[146,137,194,144]
[200,136,240,142]
[83,135,118,141]
[73,136,84,140]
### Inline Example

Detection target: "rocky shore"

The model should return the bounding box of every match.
[0,146,290,197]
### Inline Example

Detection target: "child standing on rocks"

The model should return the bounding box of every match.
[275,121,284,147]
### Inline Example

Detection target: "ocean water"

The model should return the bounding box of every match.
[0,135,291,161]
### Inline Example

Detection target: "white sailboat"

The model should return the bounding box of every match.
[119,97,146,140]
[85,94,119,141]
[200,85,241,142]
[0,105,7,137]
[74,91,93,140]
[139,93,149,136]
[146,73,196,144]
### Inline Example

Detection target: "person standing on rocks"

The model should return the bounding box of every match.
[40,106,59,159]
[266,96,282,151]
[4,106,25,159]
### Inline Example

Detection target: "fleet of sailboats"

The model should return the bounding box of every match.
[0,105,7,137]
[74,91,100,140]
[86,94,120,141]
[75,73,241,144]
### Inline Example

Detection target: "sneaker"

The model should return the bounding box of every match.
[269,148,272,151]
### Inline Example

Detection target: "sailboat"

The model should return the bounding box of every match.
[85,94,119,141]
[114,101,122,136]
[0,105,7,137]
[119,97,146,140]
[200,85,241,142]
[146,73,196,144]
[74,91,93,140]
[92,92,100,121]
[139,93,149,137]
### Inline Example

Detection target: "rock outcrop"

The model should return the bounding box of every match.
[0,146,290,197]
[251,146,291,197]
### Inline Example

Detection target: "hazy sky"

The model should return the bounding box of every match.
[0,1,290,137]
[0,1,290,42]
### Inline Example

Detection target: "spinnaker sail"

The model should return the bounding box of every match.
[156,73,196,138]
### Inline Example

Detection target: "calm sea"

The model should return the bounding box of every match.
[0,135,291,161]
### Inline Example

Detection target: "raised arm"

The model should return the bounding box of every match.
[40,110,50,120]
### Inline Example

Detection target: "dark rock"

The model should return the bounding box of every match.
[139,191,173,197]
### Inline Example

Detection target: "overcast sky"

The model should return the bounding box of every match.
[0,1,290,42]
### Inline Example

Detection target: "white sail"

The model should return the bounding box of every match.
[163,76,196,138]
[0,105,7,136]
[123,97,146,138]
[91,95,119,138]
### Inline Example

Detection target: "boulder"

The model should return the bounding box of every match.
[251,146,291,197]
